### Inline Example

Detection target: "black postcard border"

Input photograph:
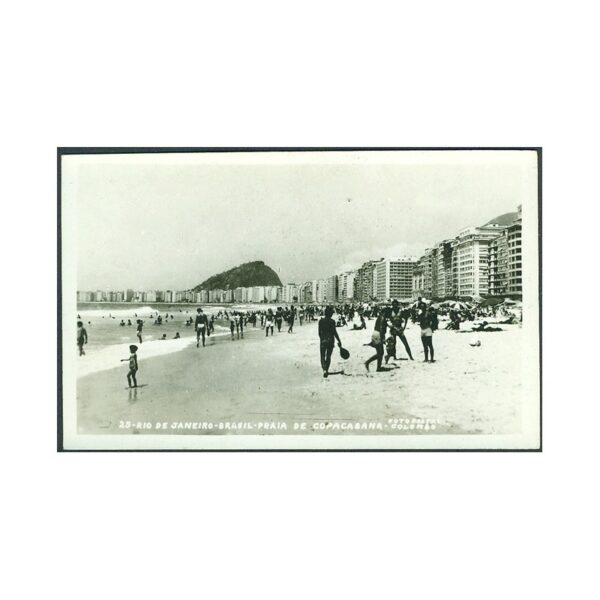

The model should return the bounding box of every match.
[57,147,542,453]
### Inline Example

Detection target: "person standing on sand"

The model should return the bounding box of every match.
[136,319,143,344]
[288,308,295,333]
[77,321,88,356]
[318,306,342,378]
[229,317,235,340]
[195,308,209,348]
[389,300,414,360]
[365,310,388,372]
[275,308,283,333]
[121,344,139,388]
[419,306,437,362]
[265,309,275,337]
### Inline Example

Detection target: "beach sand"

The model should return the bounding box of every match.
[76,318,523,436]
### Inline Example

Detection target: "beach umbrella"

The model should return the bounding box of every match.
[480,297,503,307]
[503,298,516,305]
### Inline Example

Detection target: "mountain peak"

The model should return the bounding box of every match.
[193,261,282,291]
[483,211,519,227]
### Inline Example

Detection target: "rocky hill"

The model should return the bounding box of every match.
[193,261,282,291]
[484,211,519,227]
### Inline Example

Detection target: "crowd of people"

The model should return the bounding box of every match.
[77,297,521,387]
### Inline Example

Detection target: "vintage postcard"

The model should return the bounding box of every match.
[58,148,541,450]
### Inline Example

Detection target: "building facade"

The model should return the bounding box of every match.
[452,225,505,298]
[374,258,416,301]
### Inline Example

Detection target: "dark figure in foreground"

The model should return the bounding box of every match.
[77,321,88,356]
[318,306,342,378]
[121,344,138,388]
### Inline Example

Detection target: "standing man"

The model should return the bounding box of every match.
[389,299,414,360]
[77,321,88,356]
[195,308,209,348]
[365,309,388,372]
[419,306,437,362]
[265,309,275,336]
[318,306,342,378]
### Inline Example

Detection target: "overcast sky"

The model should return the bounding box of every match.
[65,150,537,290]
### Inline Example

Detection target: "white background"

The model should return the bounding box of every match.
[2,1,598,599]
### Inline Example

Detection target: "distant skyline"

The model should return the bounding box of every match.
[63,150,537,290]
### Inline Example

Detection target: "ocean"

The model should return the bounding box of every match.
[74,303,279,377]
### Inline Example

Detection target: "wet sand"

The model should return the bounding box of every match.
[77,317,523,436]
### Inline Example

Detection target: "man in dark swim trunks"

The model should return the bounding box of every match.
[318,306,342,378]
[195,308,209,347]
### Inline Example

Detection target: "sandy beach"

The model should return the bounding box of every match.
[77,317,523,436]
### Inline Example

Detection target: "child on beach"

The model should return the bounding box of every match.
[384,334,397,365]
[121,345,138,388]
[136,319,143,344]
[77,321,88,356]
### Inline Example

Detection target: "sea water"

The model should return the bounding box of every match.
[74,302,279,377]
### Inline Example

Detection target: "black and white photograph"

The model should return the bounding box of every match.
[7,1,600,598]
[59,148,540,450]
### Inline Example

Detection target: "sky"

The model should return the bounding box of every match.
[64,150,537,290]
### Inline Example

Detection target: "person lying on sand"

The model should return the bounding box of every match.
[472,321,504,332]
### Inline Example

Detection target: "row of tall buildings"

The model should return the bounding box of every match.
[411,206,522,299]
[318,206,523,303]
[79,208,522,305]
[77,286,286,305]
